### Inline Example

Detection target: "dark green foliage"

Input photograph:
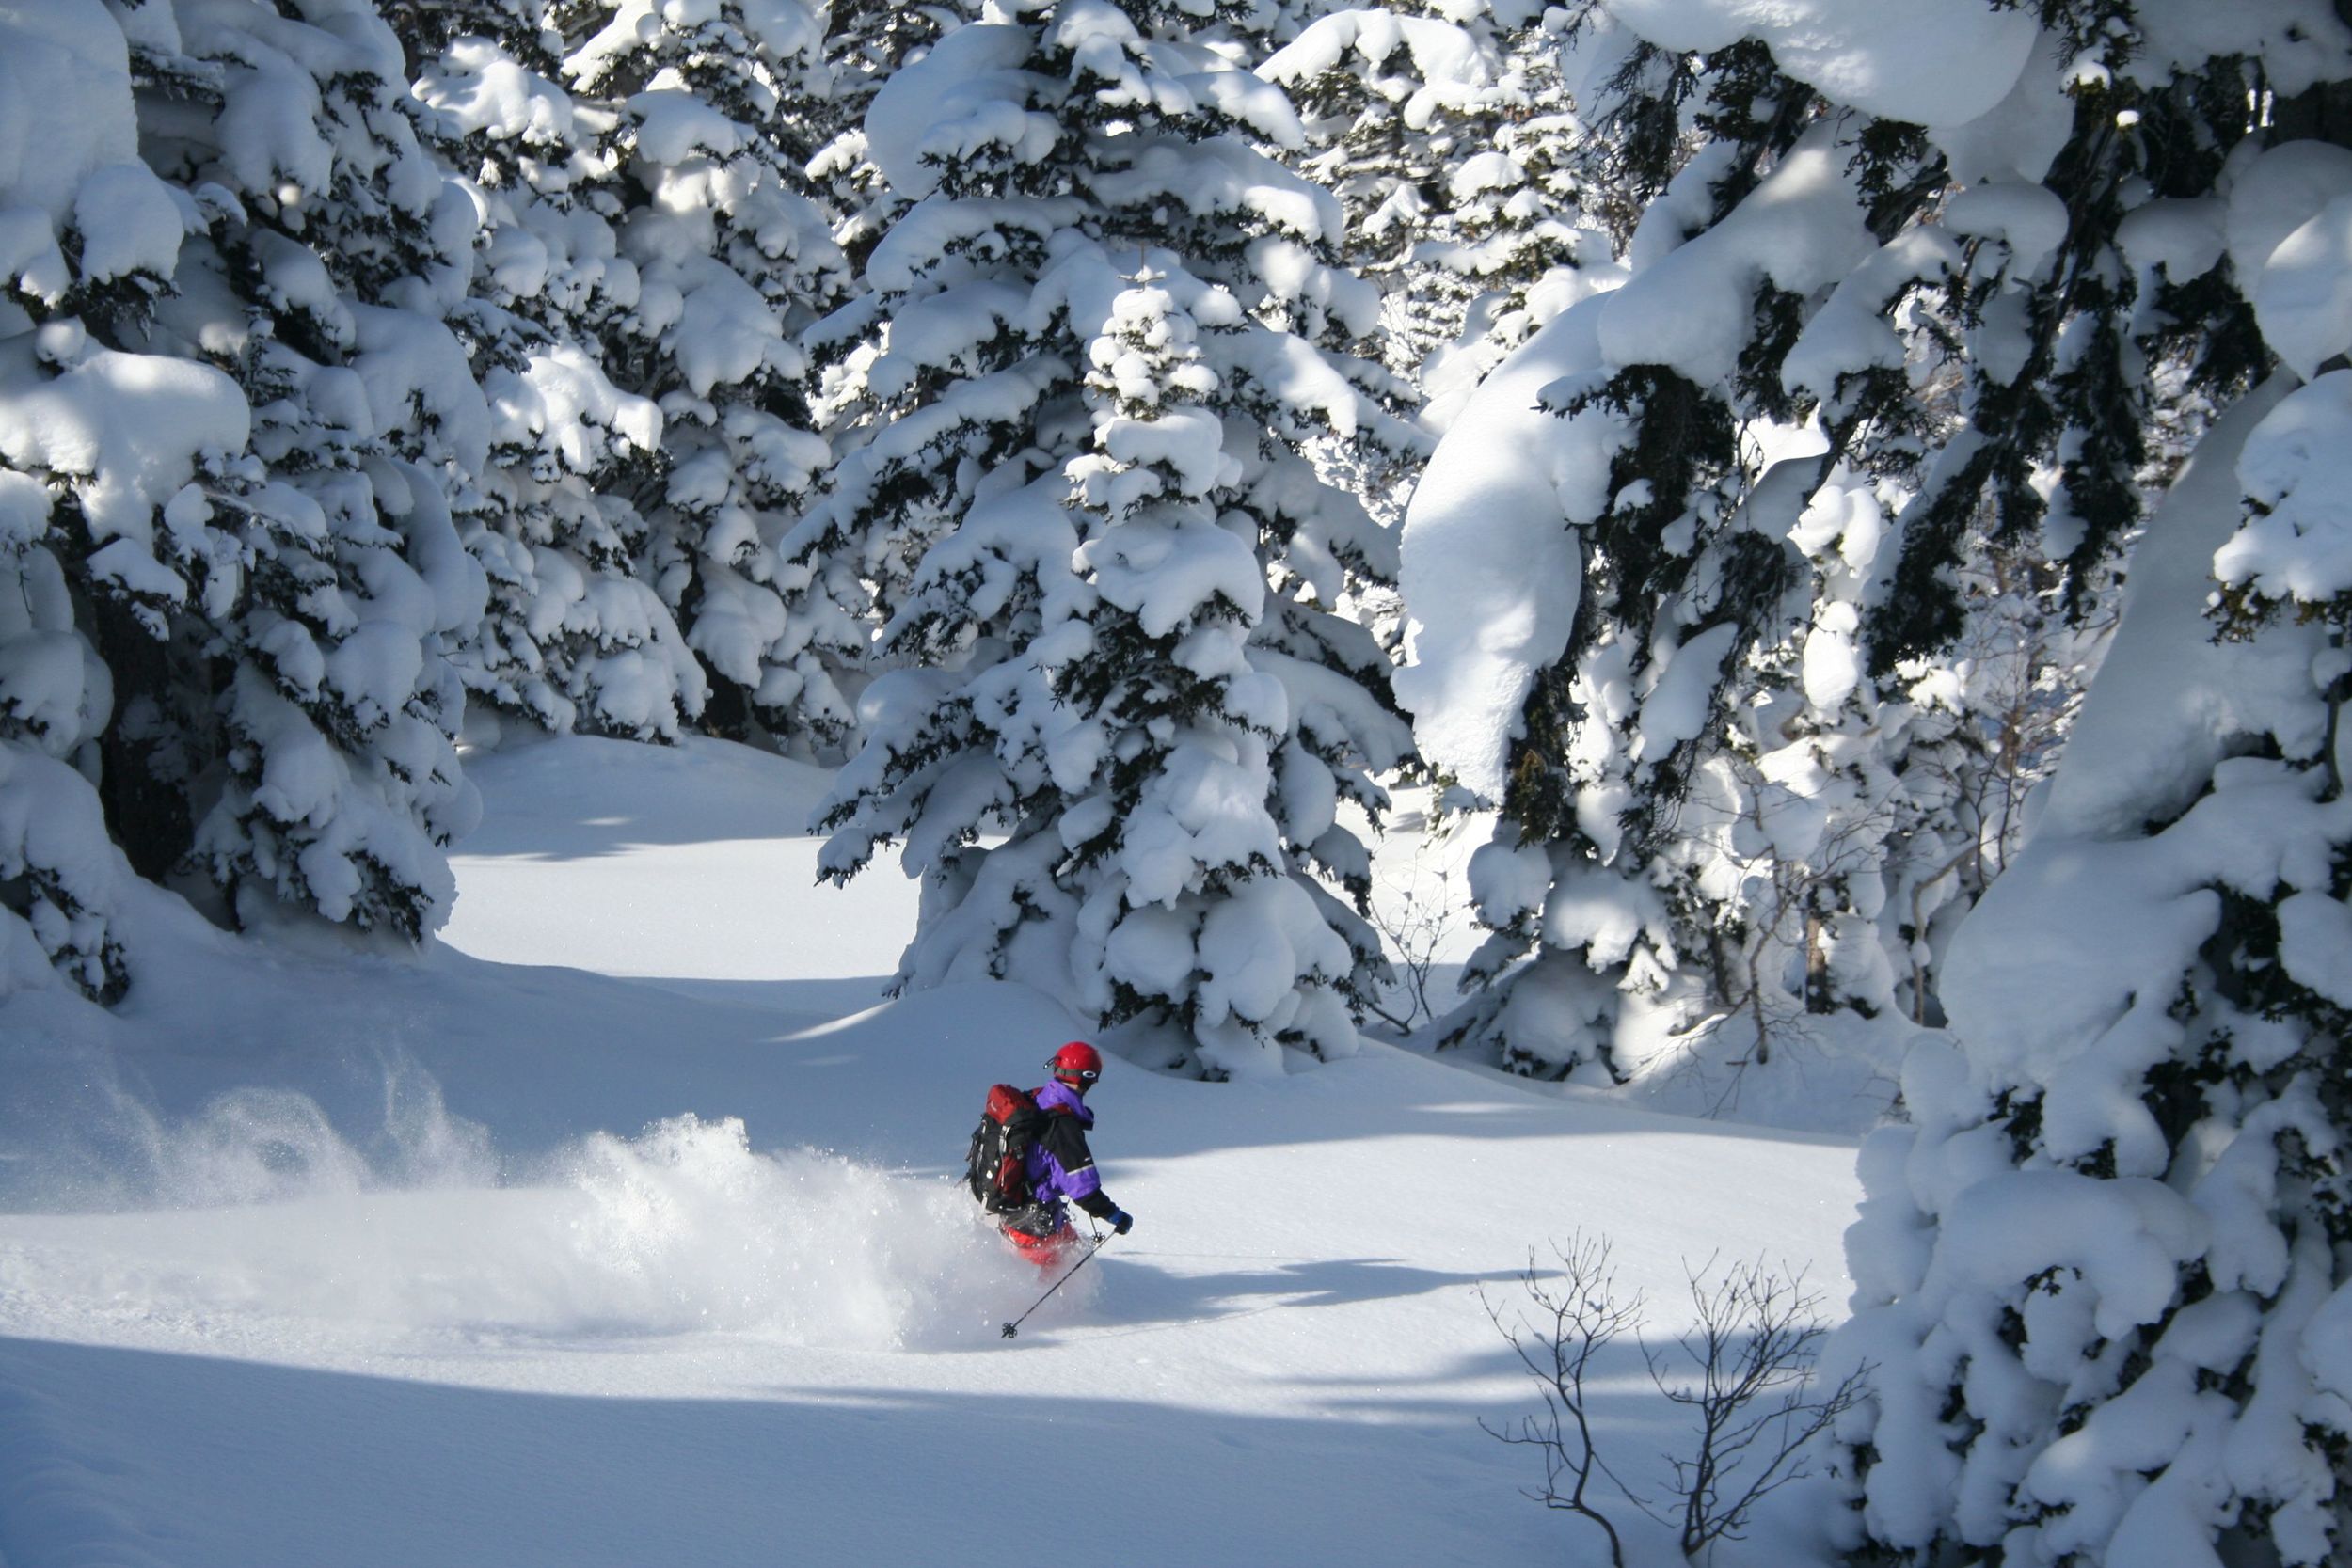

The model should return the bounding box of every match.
[1739,284,1813,424]
[1693,40,1821,220]
[1506,363,1756,858]
[1849,119,1943,242]
[1994,1086,2046,1164]
[1867,54,2275,673]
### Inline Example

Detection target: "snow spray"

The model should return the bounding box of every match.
[0,1085,1088,1353]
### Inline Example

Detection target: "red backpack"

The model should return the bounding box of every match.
[964,1084,1047,1212]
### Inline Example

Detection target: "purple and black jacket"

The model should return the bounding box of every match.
[1020,1079,1120,1226]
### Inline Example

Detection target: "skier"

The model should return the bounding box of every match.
[999,1041,1134,1264]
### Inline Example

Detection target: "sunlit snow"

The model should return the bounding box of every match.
[0,736,1862,1568]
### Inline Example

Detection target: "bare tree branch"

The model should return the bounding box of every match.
[1486,1238,1873,1564]
[1365,861,1459,1034]
[1478,1234,1647,1567]
[1641,1255,1871,1560]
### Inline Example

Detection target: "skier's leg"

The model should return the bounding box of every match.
[999,1207,1077,1267]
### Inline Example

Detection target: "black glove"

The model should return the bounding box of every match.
[1109,1208,1134,1236]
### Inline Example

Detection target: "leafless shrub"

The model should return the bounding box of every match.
[1641,1254,1869,1560]
[1484,1234,1871,1564]
[1366,863,1457,1034]
[1479,1235,1645,1567]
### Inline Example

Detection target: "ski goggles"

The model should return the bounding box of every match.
[1050,1064,1101,1084]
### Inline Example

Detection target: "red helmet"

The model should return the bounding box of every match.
[1048,1040,1104,1087]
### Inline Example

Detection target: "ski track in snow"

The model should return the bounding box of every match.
[0,736,1864,1568]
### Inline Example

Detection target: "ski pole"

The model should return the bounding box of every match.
[1001,1233,1109,1339]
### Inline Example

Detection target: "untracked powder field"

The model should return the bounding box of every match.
[0,738,1862,1568]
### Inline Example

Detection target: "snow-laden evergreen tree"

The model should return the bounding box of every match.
[805,0,952,272]
[1398,29,1886,1088]
[1391,0,2253,1112]
[405,5,707,741]
[1263,0,1616,424]
[120,0,501,936]
[563,0,857,746]
[1617,462,2084,1113]
[0,0,503,990]
[1402,0,2352,1562]
[811,0,1416,1075]
[419,0,852,747]
[1828,378,2352,1566]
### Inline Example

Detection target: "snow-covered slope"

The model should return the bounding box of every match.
[0,737,1861,1568]
[440,736,924,1018]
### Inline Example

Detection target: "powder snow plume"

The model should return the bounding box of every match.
[0,1079,1073,1354]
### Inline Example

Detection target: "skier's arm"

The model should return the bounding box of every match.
[1073,1186,1132,1233]
[1045,1118,1130,1231]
